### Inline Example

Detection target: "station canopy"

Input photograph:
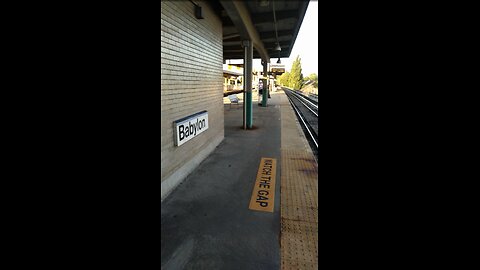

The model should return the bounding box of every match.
[210,0,309,62]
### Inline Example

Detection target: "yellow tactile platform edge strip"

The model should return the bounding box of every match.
[279,92,318,269]
[281,149,318,270]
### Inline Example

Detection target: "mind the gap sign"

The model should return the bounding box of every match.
[173,111,209,146]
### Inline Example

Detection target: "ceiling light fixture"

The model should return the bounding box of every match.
[276,48,281,64]
[274,42,281,51]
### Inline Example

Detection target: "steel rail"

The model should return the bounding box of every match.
[286,90,318,117]
[282,86,317,106]
[290,90,318,109]
[285,91,318,149]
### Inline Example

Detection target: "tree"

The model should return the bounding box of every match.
[277,71,290,86]
[304,73,318,88]
[288,55,303,90]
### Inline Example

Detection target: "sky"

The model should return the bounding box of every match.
[254,0,318,76]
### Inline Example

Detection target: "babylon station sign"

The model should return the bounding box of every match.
[173,111,209,146]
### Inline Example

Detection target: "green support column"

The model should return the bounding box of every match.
[262,63,268,107]
[246,91,252,127]
[244,40,253,129]
[262,79,268,107]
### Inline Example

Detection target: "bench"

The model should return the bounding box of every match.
[228,94,240,108]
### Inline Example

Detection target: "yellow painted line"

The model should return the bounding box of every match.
[249,157,277,212]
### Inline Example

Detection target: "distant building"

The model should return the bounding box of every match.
[223,64,243,92]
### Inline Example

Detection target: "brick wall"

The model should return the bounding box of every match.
[161,1,224,199]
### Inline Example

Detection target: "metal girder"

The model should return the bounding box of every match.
[224,46,291,60]
[251,10,299,24]
[225,41,290,49]
[219,0,270,63]
[257,30,293,40]
[222,10,298,26]
[224,49,244,53]
[223,33,240,40]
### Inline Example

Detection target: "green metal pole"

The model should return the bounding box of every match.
[246,91,252,127]
[245,41,253,128]
[262,63,268,107]
[262,79,268,107]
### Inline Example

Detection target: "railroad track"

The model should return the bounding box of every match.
[283,88,318,161]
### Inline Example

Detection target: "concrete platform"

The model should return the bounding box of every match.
[161,91,318,269]
[279,93,318,269]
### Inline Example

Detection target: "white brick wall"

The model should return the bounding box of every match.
[161,1,224,199]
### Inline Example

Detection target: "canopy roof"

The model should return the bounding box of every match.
[210,0,309,62]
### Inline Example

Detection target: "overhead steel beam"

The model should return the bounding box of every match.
[251,10,299,24]
[224,49,244,53]
[223,40,243,46]
[225,41,290,49]
[219,0,270,63]
[225,48,291,60]
[223,33,240,40]
[222,10,298,26]
[257,30,293,40]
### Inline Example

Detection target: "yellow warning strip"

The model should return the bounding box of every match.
[249,157,277,212]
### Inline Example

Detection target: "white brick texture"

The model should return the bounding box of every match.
[161,1,224,199]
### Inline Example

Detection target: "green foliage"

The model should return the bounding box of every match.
[304,73,318,88]
[305,73,317,81]
[288,55,303,90]
[278,71,290,86]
